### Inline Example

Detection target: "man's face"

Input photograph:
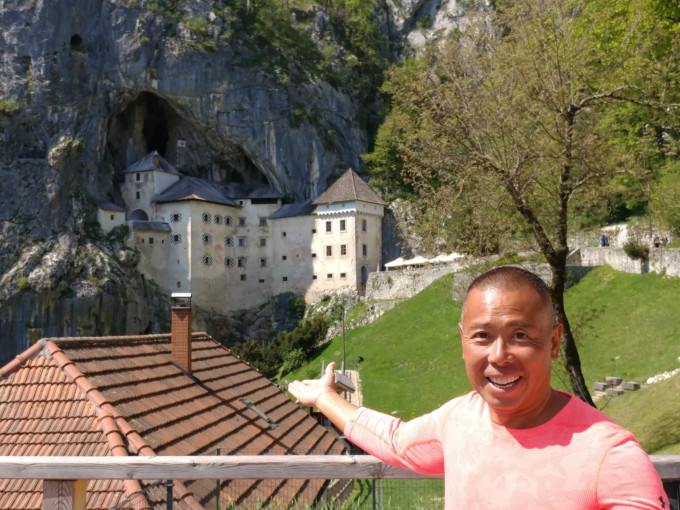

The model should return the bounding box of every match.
[458,284,562,429]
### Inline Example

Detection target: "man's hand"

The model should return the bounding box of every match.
[287,361,337,408]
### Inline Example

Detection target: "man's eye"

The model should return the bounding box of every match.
[513,332,528,341]
[472,332,489,340]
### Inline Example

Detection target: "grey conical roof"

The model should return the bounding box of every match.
[313,169,386,206]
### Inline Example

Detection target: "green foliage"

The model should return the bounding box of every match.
[232,314,329,379]
[623,239,650,262]
[652,160,680,235]
[17,276,30,291]
[0,98,20,115]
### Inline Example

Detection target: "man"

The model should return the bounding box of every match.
[288,266,668,509]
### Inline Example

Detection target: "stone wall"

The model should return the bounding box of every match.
[365,263,463,301]
[571,247,680,277]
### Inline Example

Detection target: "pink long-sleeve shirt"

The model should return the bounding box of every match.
[345,391,668,509]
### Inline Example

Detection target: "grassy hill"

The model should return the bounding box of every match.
[283,265,680,453]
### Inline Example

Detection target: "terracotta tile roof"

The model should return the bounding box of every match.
[313,169,386,206]
[0,334,347,509]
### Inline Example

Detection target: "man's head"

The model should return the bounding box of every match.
[458,266,563,428]
[461,265,555,322]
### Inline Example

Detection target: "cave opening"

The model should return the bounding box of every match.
[141,93,169,157]
[107,92,274,191]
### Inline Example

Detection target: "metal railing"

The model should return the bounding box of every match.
[2,454,679,509]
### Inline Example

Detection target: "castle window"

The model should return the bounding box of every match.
[136,192,140,200]
[202,213,212,223]
[327,273,333,279]
[282,255,287,260]
[225,216,233,226]
[312,228,316,234]
[260,258,267,267]
[202,234,213,244]
[203,255,213,266]
[214,215,223,224]
[110,214,114,221]
[325,220,332,233]
[312,253,317,258]
[340,219,346,232]
[225,258,234,267]
[240,274,247,281]
[281,232,287,237]
[362,244,367,257]
[282,277,288,282]
[238,238,246,247]
[239,217,246,227]
[170,213,182,223]
[259,218,267,227]
[326,246,332,257]
[260,238,267,247]
[362,219,367,232]
[136,173,141,182]
[225,237,234,246]
[259,279,265,283]
[341,244,347,256]
[238,258,246,268]
[340,273,347,278]
[177,282,181,288]
[149,237,154,244]
[170,234,182,243]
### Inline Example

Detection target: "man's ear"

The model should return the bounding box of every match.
[458,322,465,359]
[550,323,563,360]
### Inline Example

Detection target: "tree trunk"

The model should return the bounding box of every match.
[550,261,595,407]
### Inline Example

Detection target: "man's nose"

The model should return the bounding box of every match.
[488,338,512,364]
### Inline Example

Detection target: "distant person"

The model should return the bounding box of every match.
[600,234,608,247]
[289,266,668,509]
[653,235,661,248]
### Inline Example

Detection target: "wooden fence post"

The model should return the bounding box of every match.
[43,479,86,510]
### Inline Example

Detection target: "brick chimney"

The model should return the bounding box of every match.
[171,293,192,373]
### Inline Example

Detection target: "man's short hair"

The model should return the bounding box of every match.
[462,266,554,321]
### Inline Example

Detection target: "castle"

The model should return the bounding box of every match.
[98,151,386,313]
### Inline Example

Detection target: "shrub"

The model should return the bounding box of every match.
[623,239,649,262]
[17,276,30,291]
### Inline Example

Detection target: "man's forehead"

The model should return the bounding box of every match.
[461,284,550,321]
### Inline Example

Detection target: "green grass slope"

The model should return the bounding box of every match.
[564,266,680,389]
[284,266,680,451]
[284,274,470,418]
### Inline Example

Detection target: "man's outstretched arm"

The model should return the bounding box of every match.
[287,361,359,431]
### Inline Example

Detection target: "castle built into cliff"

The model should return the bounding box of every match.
[98,152,386,313]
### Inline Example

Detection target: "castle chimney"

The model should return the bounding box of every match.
[171,293,192,373]
[153,151,161,168]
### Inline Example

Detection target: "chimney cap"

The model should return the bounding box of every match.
[171,293,192,298]
[171,292,192,309]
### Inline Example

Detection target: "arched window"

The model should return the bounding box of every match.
[203,255,213,266]
[224,258,234,267]
[170,234,182,244]
[225,237,234,246]
[225,216,233,226]
[202,234,213,244]
[170,213,182,223]
[202,213,212,223]
[214,215,223,224]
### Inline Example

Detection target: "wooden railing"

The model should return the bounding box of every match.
[2,454,679,509]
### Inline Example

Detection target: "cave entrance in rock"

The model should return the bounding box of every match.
[141,93,169,156]
[108,92,181,170]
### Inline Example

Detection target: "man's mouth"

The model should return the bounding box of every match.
[488,376,521,389]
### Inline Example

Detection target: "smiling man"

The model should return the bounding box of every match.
[288,266,668,509]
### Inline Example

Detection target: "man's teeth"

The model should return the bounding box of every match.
[489,377,520,386]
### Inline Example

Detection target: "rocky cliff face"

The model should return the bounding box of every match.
[0,0,475,362]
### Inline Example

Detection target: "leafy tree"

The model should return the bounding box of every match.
[368,0,680,404]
